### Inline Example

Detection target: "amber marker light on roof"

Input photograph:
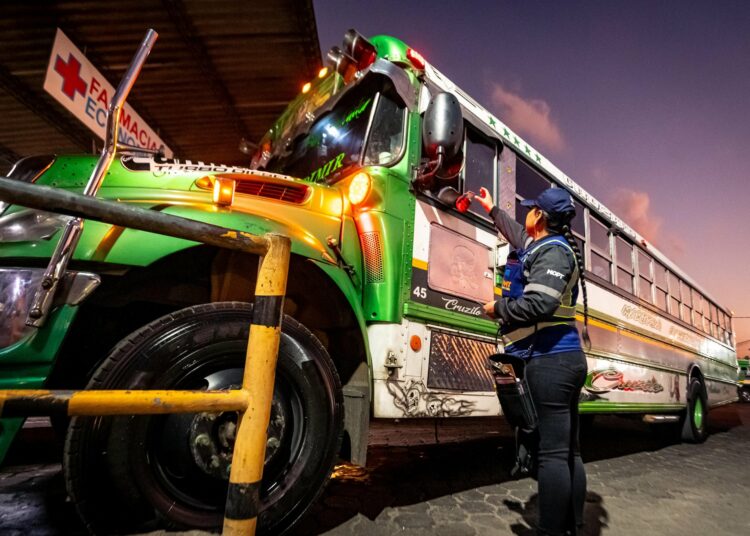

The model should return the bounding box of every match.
[213,177,235,206]
[302,82,312,94]
[318,67,328,78]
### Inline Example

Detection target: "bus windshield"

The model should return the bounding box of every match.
[264,78,406,184]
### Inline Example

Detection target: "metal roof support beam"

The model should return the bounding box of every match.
[0,64,92,152]
[161,0,253,145]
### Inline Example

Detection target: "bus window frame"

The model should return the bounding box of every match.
[588,215,613,283]
[653,261,669,312]
[362,91,410,169]
[636,248,654,304]
[514,158,551,227]
[461,125,498,222]
[615,235,635,294]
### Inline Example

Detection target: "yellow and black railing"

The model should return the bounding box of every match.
[0,176,290,536]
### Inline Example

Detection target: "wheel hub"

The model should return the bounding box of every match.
[188,412,236,479]
[187,396,288,480]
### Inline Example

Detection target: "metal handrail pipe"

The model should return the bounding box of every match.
[84,29,158,197]
[0,177,270,256]
[0,389,250,417]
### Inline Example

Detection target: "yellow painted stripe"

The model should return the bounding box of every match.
[0,389,249,416]
[412,258,428,271]
[223,517,257,535]
[578,314,700,357]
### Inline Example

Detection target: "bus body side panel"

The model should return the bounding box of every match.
[582,282,737,410]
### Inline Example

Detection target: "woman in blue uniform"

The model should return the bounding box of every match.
[476,186,589,536]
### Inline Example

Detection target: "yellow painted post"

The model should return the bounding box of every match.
[0,389,249,417]
[223,234,291,536]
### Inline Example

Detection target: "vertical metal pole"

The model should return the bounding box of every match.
[223,234,291,536]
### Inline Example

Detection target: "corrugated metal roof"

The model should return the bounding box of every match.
[0,0,321,174]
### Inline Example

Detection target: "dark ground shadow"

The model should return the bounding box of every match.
[505,492,608,536]
[0,425,85,535]
[0,404,746,535]
[294,404,745,535]
[579,403,744,463]
[290,436,521,534]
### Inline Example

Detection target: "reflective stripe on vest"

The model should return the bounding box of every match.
[501,236,579,347]
[501,320,577,346]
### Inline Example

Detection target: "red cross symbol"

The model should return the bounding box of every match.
[54,53,87,101]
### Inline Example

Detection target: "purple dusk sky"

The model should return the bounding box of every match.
[315,0,750,344]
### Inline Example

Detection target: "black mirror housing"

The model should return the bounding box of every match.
[422,92,463,161]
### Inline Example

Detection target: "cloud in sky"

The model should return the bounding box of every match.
[609,187,688,261]
[489,83,565,152]
[610,188,662,242]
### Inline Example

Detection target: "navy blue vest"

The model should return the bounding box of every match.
[500,235,582,358]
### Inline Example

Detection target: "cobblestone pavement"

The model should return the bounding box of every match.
[1,404,749,535]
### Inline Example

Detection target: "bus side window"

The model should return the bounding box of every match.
[589,216,612,282]
[615,237,634,294]
[710,303,720,338]
[680,281,693,324]
[654,262,669,312]
[515,158,550,225]
[668,271,680,317]
[637,250,654,303]
[462,127,496,220]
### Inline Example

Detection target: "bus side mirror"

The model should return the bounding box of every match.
[415,92,464,189]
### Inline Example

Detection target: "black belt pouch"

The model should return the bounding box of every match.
[488,353,538,430]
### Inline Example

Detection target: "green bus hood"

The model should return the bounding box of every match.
[0,155,352,268]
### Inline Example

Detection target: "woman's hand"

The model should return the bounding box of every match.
[475,187,494,213]
[483,300,497,318]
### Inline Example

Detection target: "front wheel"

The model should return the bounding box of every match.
[739,386,750,403]
[680,377,708,443]
[64,302,343,535]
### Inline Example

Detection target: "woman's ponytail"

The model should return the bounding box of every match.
[546,210,591,350]
[561,223,591,349]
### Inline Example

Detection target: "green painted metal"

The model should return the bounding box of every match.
[0,305,78,368]
[403,302,499,336]
[0,418,24,465]
[370,35,411,66]
[694,397,704,429]
[579,402,685,414]
[0,305,78,463]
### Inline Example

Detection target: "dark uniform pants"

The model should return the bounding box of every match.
[525,350,588,535]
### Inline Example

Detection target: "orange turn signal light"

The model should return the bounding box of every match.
[213,177,236,206]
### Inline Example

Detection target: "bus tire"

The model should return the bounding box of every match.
[64,301,343,535]
[680,377,708,443]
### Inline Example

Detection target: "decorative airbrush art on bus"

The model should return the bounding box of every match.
[581,365,682,404]
[386,378,480,417]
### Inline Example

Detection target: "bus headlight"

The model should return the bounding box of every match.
[348,172,371,206]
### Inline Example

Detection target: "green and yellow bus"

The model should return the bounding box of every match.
[0,30,738,534]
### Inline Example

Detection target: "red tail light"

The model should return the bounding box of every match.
[407,48,426,70]
[343,29,377,70]
[455,191,475,213]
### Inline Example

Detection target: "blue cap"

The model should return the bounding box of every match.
[520,188,575,215]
